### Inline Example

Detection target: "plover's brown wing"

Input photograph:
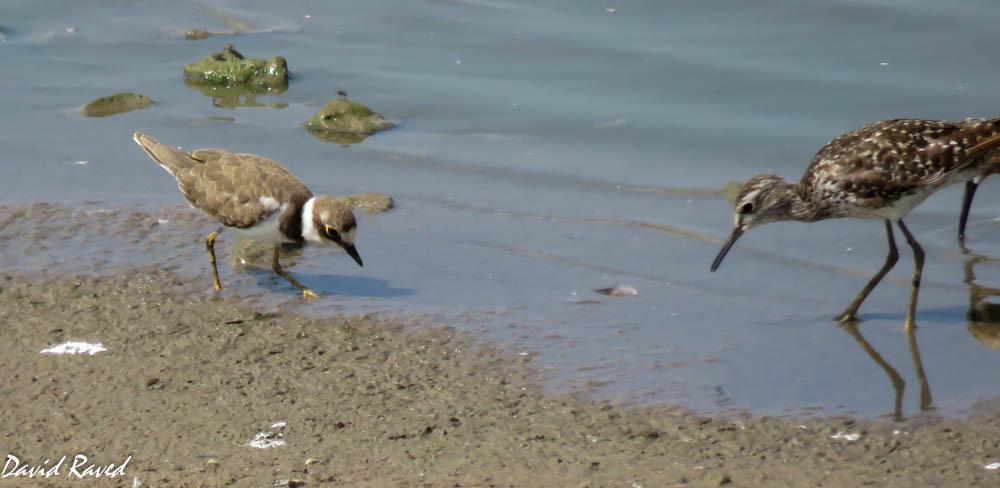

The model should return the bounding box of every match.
[174,152,312,228]
[133,132,203,176]
[189,148,231,165]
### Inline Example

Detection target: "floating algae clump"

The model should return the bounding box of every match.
[183,44,288,89]
[719,181,743,203]
[184,29,217,40]
[333,192,394,214]
[183,45,288,108]
[82,92,153,117]
[232,192,393,267]
[303,99,394,145]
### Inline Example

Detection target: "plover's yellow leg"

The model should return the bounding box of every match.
[271,245,319,299]
[836,220,899,323]
[205,228,223,291]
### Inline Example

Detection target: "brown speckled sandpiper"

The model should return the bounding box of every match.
[132,132,363,298]
[711,117,1000,328]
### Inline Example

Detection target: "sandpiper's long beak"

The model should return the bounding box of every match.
[711,227,744,272]
[343,244,363,267]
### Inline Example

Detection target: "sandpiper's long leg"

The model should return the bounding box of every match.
[958,180,978,241]
[836,220,899,323]
[271,245,320,299]
[205,227,224,291]
[896,219,924,331]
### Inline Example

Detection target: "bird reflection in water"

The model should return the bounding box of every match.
[847,243,1000,420]
[961,245,1000,348]
[839,321,932,422]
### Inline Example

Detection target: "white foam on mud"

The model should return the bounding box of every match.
[246,421,287,449]
[40,341,107,355]
[829,432,861,442]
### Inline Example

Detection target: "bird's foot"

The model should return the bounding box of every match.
[835,311,860,323]
[302,289,320,299]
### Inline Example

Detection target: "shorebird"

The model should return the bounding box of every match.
[337,89,348,100]
[133,132,363,298]
[711,117,1000,328]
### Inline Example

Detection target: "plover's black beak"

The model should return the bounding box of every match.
[711,227,743,272]
[343,244,363,267]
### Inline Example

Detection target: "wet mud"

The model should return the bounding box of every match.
[1,203,999,486]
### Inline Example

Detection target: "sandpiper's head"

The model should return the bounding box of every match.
[304,196,363,267]
[711,174,798,272]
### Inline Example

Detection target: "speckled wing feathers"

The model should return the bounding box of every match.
[802,117,1000,211]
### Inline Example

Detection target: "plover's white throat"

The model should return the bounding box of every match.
[710,117,1000,329]
[132,132,363,298]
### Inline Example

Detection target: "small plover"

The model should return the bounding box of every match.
[711,117,1000,328]
[133,132,363,298]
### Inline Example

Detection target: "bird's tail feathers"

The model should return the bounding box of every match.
[132,132,200,176]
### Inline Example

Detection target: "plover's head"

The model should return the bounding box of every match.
[711,174,798,272]
[304,196,363,267]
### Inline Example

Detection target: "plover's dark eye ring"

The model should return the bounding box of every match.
[325,225,341,241]
[740,202,754,214]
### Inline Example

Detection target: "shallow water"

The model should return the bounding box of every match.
[3,0,1000,419]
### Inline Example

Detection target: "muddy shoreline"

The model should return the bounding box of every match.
[0,266,997,487]
[0,202,999,486]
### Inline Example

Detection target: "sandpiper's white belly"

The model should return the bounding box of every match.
[865,190,936,219]
[830,164,982,220]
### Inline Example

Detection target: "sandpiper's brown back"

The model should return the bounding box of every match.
[801,117,1000,211]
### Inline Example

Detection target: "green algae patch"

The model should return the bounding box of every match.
[184,29,218,41]
[231,192,392,267]
[183,44,288,89]
[720,181,743,203]
[82,92,153,118]
[183,45,288,109]
[333,192,394,214]
[303,99,394,145]
[183,2,252,41]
